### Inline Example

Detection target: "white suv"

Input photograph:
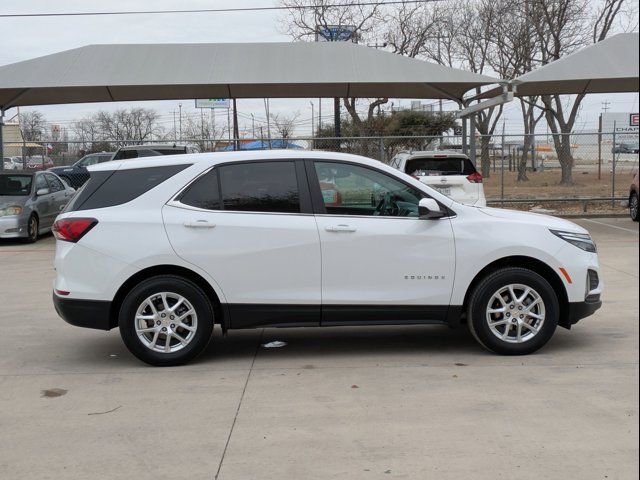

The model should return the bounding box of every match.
[52,151,602,366]
[390,151,486,206]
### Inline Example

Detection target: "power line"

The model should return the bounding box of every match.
[0,1,441,18]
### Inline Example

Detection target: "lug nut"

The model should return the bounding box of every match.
[161,327,167,332]
[161,313,166,318]
[520,315,524,319]
[156,321,161,326]
[170,316,175,320]
[170,324,175,329]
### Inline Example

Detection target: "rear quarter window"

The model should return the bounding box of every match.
[64,165,190,212]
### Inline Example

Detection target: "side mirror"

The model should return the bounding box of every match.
[419,198,445,219]
[36,188,50,196]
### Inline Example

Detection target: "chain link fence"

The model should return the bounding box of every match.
[4,132,637,214]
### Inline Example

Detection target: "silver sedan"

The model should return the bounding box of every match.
[0,171,75,242]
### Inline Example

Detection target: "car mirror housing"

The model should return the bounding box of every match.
[419,198,446,219]
[36,188,50,196]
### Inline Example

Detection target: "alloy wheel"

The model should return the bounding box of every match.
[134,292,198,353]
[486,283,546,344]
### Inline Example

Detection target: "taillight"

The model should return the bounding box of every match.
[466,172,483,183]
[52,218,98,243]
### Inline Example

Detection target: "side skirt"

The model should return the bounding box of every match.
[225,304,462,330]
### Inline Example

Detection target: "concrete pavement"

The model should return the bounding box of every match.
[0,217,637,479]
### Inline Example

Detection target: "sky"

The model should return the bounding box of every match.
[1,0,638,139]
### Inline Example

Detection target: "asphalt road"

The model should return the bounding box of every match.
[0,217,638,480]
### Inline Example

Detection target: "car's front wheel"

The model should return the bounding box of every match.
[25,214,39,243]
[630,192,639,222]
[119,275,215,366]
[467,268,559,355]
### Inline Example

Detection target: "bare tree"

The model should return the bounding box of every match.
[94,108,162,146]
[278,1,444,130]
[432,0,505,177]
[19,110,46,142]
[488,0,545,181]
[271,112,301,139]
[182,112,226,152]
[529,0,629,184]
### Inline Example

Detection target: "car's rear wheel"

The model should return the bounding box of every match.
[467,268,559,355]
[630,192,639,222]
[119,275,214,366]
[25,215,39,243]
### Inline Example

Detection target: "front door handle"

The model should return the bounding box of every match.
[184,220,216,229]
[325,224,357,233]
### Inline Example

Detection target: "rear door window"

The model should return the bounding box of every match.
[179,169,221,211]
[219,161,300,213]
[405,157,476,176]
[44,173,64,192]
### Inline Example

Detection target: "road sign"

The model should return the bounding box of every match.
[195,99,230,109]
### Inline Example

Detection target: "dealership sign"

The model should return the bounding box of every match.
[601,112,639,141]
[195,99,230,109]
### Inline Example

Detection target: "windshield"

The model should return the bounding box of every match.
[0,175,33,196]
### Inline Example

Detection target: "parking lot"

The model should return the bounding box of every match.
[0,217,637,480]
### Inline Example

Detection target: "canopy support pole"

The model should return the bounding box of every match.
[232,99,240,151]
[0,108,4,171]
[334,98,341,138]
[469,114,477,166]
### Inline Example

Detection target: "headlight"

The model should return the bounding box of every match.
[0,206,23,217]
[550,229,597,253]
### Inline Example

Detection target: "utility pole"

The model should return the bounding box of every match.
[310,101,315,139]
[319,98,322,132]
[232,98,240,151]
[334,98,341,138]
[0,108,4,171]
[264,98,272,149]
[601,101,611,114]
[172,110,177,141]
[178,103,183,141]
[251,114,255,138]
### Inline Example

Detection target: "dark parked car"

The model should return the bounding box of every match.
[612,143,640,154]
[111,144,188,161]
[49,152,114,188]
[630,172,639,222]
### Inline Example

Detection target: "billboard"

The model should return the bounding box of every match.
[195,99,230,109]
[315,25,358,42]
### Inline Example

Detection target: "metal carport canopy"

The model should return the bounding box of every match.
[475,33,639,100]
[0,41,499,110]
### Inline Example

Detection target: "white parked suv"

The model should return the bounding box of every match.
[390,151,486,206]
[52,151,602,366]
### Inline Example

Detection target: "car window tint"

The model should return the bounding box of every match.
[45,174,64,192]
[314,162,424,217]
[219,162,300,213]
[405,157,476,176]
[65,165,190,212]
[179,169,221,210]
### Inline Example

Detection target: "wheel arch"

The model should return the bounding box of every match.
[109,265,227,331]
[461,256,570,329]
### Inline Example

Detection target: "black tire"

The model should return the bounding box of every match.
[118,275,215,366]
[25,214,39,243]
[630,193,639,222]
[467,267,559,355]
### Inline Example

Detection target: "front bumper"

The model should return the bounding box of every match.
[0,216,28,238]
[53,292,115,331]
[563,296,602,328]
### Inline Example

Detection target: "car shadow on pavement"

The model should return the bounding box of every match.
[61,323,601,369]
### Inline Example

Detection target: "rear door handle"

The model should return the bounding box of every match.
[184,220,216,229]
[325,224,357,233]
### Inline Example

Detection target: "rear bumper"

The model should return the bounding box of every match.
[53,292,114,331]
[563,297,602,328]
